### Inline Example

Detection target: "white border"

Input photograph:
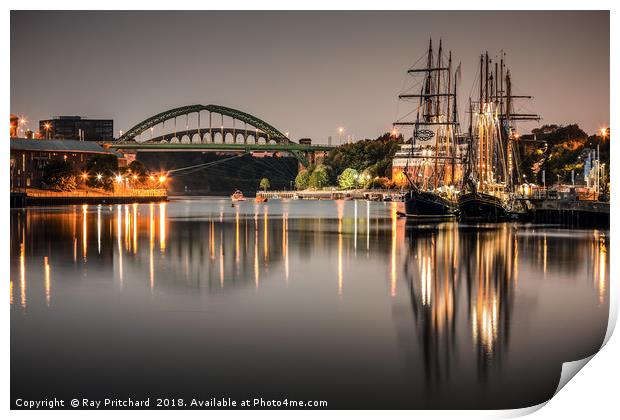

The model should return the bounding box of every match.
[3,2,616,419]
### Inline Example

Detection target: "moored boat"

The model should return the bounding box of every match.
[392,38,464,220]
[458,191,508,222]
[404,188,458,219]
[458,50,540,222]
[231,190,246,201]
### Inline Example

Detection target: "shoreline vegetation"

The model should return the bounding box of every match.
[293,124,610,194]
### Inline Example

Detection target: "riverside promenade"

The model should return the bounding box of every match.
[256,189,404,201]
[11,188,167,207]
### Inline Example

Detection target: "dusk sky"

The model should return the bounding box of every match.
[11,10,609,142]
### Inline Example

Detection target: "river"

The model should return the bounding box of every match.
[10,197,609,409]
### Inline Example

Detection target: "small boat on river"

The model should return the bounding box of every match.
[231,190,246,201]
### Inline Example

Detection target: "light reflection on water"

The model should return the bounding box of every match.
[10,198,609,409]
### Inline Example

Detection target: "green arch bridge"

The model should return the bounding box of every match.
[108,104,334,167]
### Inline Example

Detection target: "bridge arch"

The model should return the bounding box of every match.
[117,104,290,144]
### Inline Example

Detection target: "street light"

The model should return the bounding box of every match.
[338,127,344,144]
[44,123,51,139]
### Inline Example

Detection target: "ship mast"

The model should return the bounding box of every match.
[434,40,442,189]
[393,38,460,190]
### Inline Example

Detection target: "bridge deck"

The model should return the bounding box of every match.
[107,142,334,152]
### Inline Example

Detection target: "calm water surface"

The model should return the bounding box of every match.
[11,197,609,409]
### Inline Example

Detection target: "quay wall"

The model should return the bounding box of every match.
[11,188,168,207]
[530,199,609,228]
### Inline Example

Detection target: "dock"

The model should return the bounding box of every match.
[529,198,609,228]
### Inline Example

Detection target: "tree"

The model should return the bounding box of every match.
[259,177,270,191]
[323,132,402,182]
[295,169,310,190]
[127,160,147,177]
[308,164,329,189]
[337,168,359,189]
[370,177,391,189]
[84,154,119,191]
[42,159,78,191]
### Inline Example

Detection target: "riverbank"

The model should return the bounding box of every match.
[257,188,402,201]
[10,188,168,207]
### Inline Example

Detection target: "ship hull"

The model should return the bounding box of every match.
[458,192,509,222]
[403,190,457,219]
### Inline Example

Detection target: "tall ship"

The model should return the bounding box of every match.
[392,39,464,219]
[458,51,540,221]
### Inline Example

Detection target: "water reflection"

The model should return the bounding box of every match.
[400,222,608,396]
[10,199,610,409]
[44,256,50,307]
[10,203,609,310]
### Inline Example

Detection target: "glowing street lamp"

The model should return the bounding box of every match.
[600,127,608,139]
[44,122,51,139]
[81,172,89,181]
[96,173,103,182]
[115,174,123,183]
[19,117,27,136]
[338,127,344,144]
[158,175,167,184]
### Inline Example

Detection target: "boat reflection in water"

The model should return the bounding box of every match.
[398,221,608,408]
[10,199,609,409]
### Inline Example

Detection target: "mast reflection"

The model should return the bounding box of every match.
[402,223,517,386]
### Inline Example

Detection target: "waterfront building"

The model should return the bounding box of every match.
[391,140,469,188]
[10,138,122,189]
[39,116,114,141]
